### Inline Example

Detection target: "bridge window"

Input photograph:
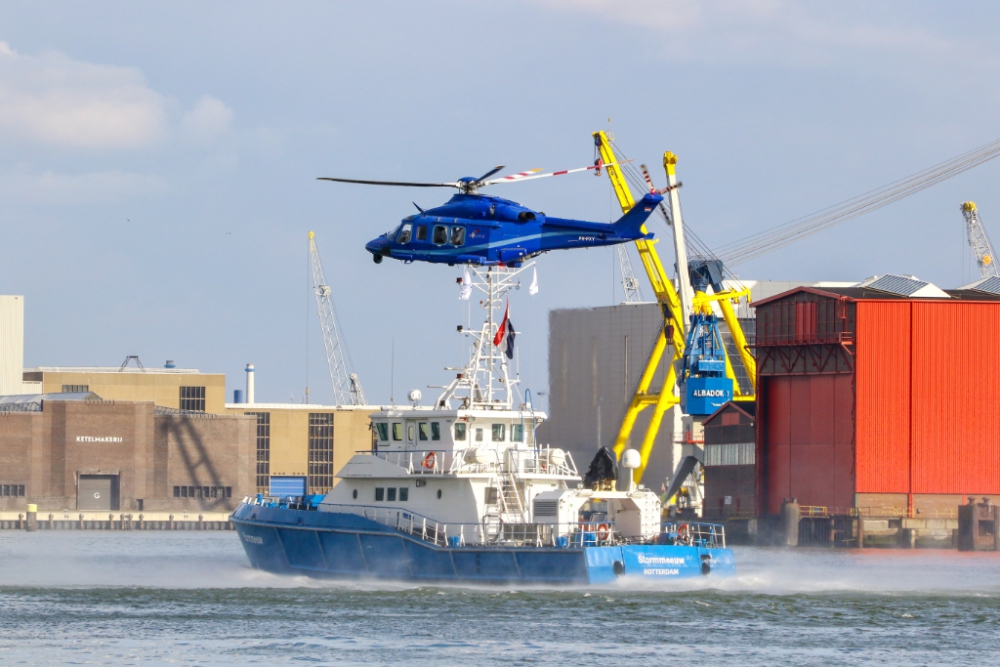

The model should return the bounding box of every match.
[418,422,429,441]
[397,223,412,244]
[399,488,409,501]
[416,225,427,241]
[511,424,523,442]
[431,422,441,441]
[454,423,467,441]
[375,423,389,442]
[492,423,505,441]
[391,423,402,441]
[433,225,447,245]
[387,488,397,502]
[375,487,384,501]
[407,424,415,441]
[450,226,465,246]
[475,427,483,442]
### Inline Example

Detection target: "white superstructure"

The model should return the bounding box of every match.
[318,264,664,547]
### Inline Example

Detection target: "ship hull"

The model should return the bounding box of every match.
[231,503,735,584]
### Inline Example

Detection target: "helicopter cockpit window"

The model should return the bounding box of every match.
[397,223,412,244]
[432,225,448,245]
[450,226,466,246]
[416,225,427,241]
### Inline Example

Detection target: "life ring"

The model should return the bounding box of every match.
[422,452,437,470]
[596,523,610,541]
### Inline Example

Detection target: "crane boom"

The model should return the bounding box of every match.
[309,231,361,405]
[962,202,1000,279]
[593,132,757,483]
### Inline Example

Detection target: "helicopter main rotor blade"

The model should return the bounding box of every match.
[474,165,505,183]
[481,160,632,186]
[317,177,460,188]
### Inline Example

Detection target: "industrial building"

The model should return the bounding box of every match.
[0,295,377,512]
[0,393,253,513]
[543,280,850,490]
[754,275,1000,518]
[702,401,756,520]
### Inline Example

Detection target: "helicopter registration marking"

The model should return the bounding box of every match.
[577,236,596,241]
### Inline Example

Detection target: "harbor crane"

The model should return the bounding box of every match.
[962,202,1000,279]
[592,132,756,483]
[309,231,366,405]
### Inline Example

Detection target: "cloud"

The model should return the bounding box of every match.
[0,166,169,204]
[182,95,234,143]
[0,41,168,149]
[537,1,989,76]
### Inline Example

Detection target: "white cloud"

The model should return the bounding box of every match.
[0,41,168,149]
[538,1,990,76]
[0,166,169,204]
[182,95,234,142]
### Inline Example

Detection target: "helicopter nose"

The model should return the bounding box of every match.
[365,238,387,255]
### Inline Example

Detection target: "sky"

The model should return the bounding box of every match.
[2,1,999,407]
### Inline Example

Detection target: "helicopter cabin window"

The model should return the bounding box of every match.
[416,225,427,241]
[454,423,467,441]
[433,225,448,245]
[475,427,484,442]
[375,423,389,442]
[492,423,505,441]
[392,423,403,441]
[511,424,524,442]
[418,422,429,441]
[450,226,466,246]
[431,422,441,441]
[397,223,412,244]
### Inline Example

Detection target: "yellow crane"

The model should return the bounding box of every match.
[592,131,756,482]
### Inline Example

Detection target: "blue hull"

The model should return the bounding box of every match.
[231,504,735,584]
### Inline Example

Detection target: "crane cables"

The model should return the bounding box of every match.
[712,137,1000,267]
[608,138,750,293]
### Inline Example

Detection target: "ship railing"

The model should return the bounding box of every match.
[320,503,633,548]
[356,449,458,475]
[660,521,726,549]
[356,447,579,479]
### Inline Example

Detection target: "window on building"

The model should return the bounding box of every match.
[173,486,180,498]
[416,225,427,241]
[392,423,403,441]
[399,488,409,502]
[492,423,505,441]
[431,422,441,441]
[375,423,389,442]
[433,225,448,245]
[62,384,88,393]
[0,484,25,497]
[475,428,483,442]
[511,424,523,442]
[180,386,206,411]
[375,487,385,501]
[450,226,466,246]
[454,423,467,441]
[308,413,335,493]
[246,412,271,493]
[418,422,429,441]
[387,488,397,502]
[397,223,412,244]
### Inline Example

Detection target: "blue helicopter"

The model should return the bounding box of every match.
[319,163,663,266]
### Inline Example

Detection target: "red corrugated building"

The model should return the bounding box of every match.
[753,277,1000,517]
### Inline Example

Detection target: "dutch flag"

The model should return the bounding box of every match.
[493,301,515,360]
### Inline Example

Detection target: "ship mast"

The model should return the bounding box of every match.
[433,263,533,410]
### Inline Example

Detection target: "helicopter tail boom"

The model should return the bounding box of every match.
[612,192,663,238]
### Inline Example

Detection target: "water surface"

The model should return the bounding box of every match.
[0,532,997,666]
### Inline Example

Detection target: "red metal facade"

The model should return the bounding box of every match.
[909,302,1000,494]
[761,374,854,514]
[855,301,910,493]
[758,289,1000,515]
